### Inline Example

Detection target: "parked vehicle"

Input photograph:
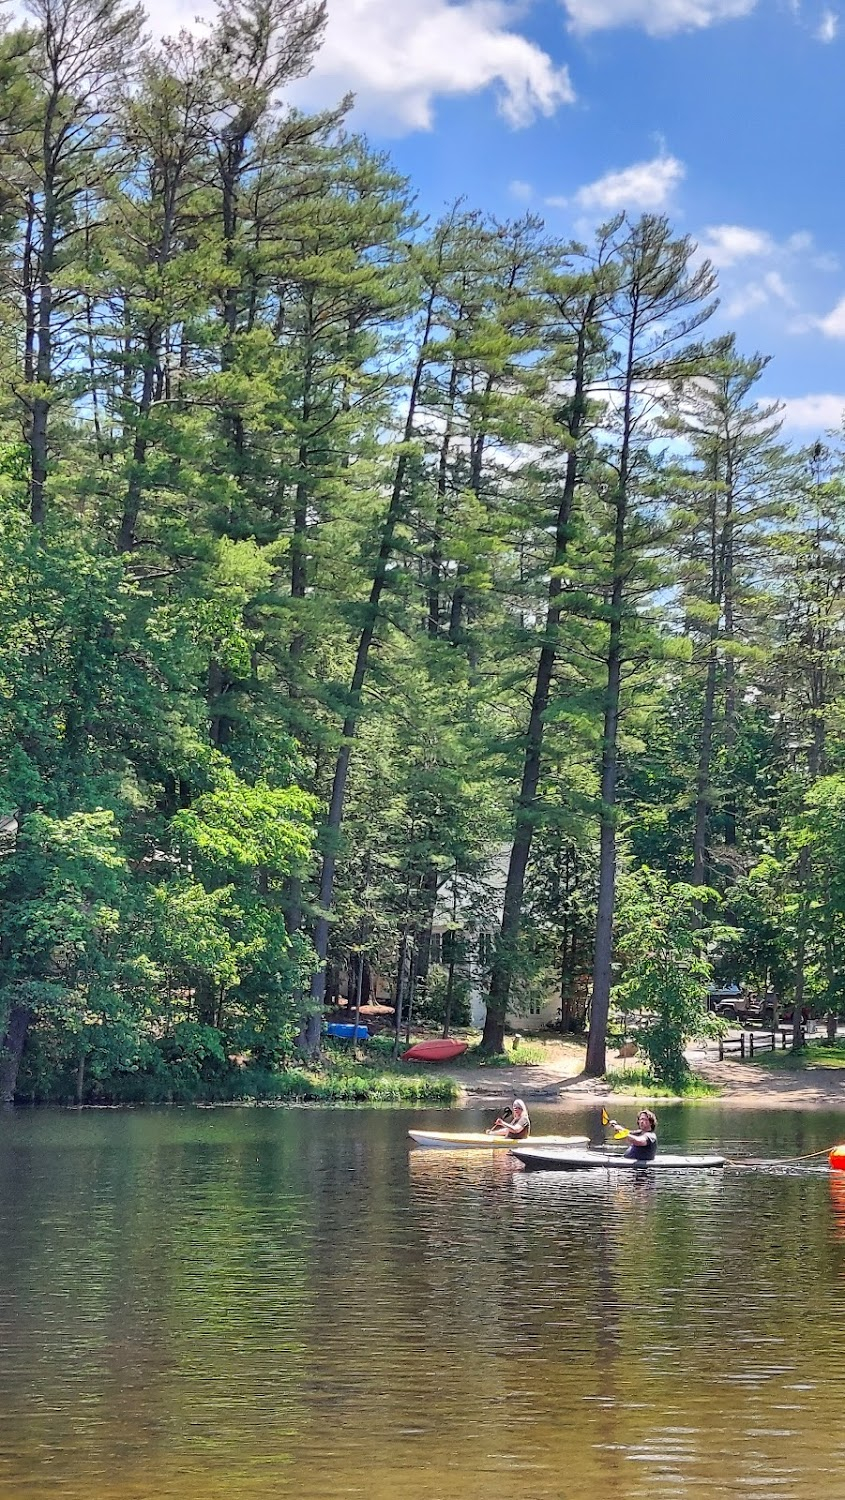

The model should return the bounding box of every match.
[708,986,810,1028]
[707,985,754,1021]
[760,1001,809,1028]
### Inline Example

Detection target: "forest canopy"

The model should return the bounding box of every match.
[1,0,843,1102]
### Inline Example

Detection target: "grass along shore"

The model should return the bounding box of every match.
[739,1040,845,1072]
[22,1029,845,1109]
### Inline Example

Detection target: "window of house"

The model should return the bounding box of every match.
[441,929,464,964]
[478,932,495,966]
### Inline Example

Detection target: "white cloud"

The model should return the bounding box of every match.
[690,223,839,330]
[723,270,796,319]
[134,0,574,132]
[778,394,845,431]
[288,0,575,132]
[817,295,845,337]
[574,154,685,212]
[763,270,795,304]
[697,224,775,267]
[816,8,838,40]
[696,224,836,282]
[509,179,534,200]
[723,283,769,318]
[560,0,756,35]
[135,0,212,33]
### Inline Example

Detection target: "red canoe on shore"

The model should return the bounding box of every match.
[401,1039,468,1063]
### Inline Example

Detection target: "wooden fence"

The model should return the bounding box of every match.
[717,1028,805,1060]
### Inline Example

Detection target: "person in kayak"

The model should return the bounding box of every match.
[608,1109,657,1162]
[486,1098,530,1139]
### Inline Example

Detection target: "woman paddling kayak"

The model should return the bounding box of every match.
[486,1098,531,1139]
[607,1109,657,1162]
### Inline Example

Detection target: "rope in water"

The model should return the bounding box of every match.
[728,1143,840,1168]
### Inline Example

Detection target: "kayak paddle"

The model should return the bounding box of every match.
[600,1106,630,1140]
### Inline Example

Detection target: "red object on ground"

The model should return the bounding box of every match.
[829,1146,845,1172]
[401,1039,468,1063]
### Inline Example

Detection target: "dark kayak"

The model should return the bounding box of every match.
[511,1146,725,1171]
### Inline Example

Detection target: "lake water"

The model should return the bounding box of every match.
[2,1103,845,1499]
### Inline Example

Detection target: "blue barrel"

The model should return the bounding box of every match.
[325,1022,369,1041]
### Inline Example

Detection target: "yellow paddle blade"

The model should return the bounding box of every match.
[613,1129,630,1140]
[601,1108,610,1126]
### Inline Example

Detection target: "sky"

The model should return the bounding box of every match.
[144,0,845,436]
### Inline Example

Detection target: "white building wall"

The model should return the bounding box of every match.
[431,847,562,1033]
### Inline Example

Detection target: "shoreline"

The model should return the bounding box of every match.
[8,1040,845,1113]
[445,1042,845,1112]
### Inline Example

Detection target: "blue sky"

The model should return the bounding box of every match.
[148,0,845,434]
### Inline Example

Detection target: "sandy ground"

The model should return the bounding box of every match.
[444,1040,845,1111]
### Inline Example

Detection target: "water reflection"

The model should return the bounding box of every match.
[1,1106,845,1498]
[830,1171,845,1242]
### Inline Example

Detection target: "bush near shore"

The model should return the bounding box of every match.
[15,1032,459,1107]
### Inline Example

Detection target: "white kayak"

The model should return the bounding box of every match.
[511,1146,725,1171]
[408,1130,590,1151]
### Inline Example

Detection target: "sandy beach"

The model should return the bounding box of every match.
[446,1039,845,1111]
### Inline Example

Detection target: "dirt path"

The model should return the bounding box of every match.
[444,1040,845,1111]
[445,1042,585,1103]
[691,1054,845,1109]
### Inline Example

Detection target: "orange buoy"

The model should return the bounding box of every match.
[829,1146,845,1171]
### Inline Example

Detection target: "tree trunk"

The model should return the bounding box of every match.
[413,864,440,1012]
[309,283,439,1008]
[289,322,314,665]
[404,962,416,1047]
[722,480,738,846]
[584,628,623,1077]
[351,952,364,1057]
[0,1005,32,1106]
[195,977,217,1026]
[29,195,56,526]
[447,415,491,644]
[692,640,718,886]
[481,293,596,1052]
[117,328,160,552]
[585,331,633,1077]
[75,1050,86,1107]
[361,957,374,1006]
[792,847,809,1054]
[392,927,409,1058]
[427,354,459,635]
[792,725,823,1053]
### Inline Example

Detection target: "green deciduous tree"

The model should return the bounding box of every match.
[615,867,717,1089]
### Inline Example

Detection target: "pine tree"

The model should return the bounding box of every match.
[11,0,144,526]
[584,216,717,1077]
[664,339,787,886]
[481,238,613,1051]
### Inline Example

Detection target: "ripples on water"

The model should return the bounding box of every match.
[2,1104,845,1499]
